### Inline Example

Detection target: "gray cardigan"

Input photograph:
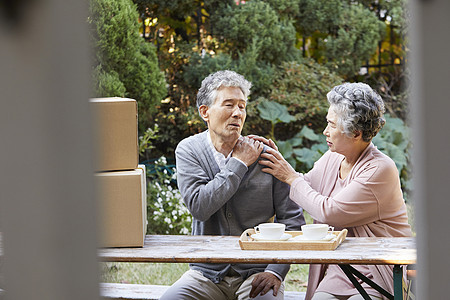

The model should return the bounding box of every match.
[175,131,305,283]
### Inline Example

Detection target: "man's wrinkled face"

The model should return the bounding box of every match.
[199,86,247,144]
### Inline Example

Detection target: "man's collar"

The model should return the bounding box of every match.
[207,130,240,158]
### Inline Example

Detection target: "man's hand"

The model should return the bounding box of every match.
[232,136,263,166]
[249,272,281,298]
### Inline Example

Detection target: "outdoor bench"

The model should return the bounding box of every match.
[100,282,306,300]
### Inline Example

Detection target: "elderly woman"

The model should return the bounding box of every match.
[256,83,412,300]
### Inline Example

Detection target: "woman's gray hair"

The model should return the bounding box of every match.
[327,82,386,142]
[196,70,252,112]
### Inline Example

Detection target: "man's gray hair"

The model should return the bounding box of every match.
[327,82,386,142]
[196,70,252,112]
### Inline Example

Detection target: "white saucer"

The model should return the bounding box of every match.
[251,233,292,241]
[291,233,336,241]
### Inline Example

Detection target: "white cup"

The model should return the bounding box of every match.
[301,224,334,240]
[254,223,286,240]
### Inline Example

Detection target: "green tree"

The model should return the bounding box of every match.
[183,42,277,101]
[245,59,344,140]
[357,0,409,35]
[211,1,299,65]
[292,0,342,35]
[323,2,386,76]
[287,0,385,77]
[89,0,167,133]
[131,0,408,160]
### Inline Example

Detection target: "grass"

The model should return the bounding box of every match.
[100,262,309,292]
[100,204,415,293]
[100,211,313,292]
[100,262,189,286]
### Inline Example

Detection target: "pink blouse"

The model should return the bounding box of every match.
[289,143,412,300]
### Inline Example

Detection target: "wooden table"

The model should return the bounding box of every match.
[98,235,416,300]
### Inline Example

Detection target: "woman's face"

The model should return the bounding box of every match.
[323,107,354,155]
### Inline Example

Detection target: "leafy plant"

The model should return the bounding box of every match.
[92,65,126,97]
[372,114,412,200]
[277,125,328,173]
[146,157,192,235]
[139,124,160,155]
[257,101,296,140]
[246,59,343,140]
[256,100,328,172]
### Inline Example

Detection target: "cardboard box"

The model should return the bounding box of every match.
[96,166,147,247]
[136,164,148,231]
[90,98,138,172]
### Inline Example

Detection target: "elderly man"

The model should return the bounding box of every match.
[160,70,305,300]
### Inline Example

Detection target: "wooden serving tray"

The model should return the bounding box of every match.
[239,228,348,251]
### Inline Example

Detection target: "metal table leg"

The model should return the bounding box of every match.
[339,265,373,300]
[393,265,403,300]
[339,264,395,300]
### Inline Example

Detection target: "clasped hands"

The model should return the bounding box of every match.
[232,135,298,185]
[246,135,299,186]
[232,136,264,166]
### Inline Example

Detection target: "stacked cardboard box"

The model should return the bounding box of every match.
[90,98,147,247]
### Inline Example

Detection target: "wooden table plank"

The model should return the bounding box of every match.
[98,235,416,265]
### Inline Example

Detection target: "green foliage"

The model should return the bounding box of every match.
[183,44,277,101]
[277,125,328,173]
[89,0,137,68]
[372,114,412,200]
[139,129,193,235]
[253,99,329,172]
[282,0,386,77]
[148,105,205,160]
[263,0,301,19]
[182,53,233,93]
[385,0,409,35]
[212,0,299,65]
[361,67,410,121]
[233,42,278,97]
[294,0,343,35]
[134,0,199,16]
[92,66,126,97]
[258,101,296,125]
[323,2,386,76]
[139,124,160,155]
[374,115,409,171]
[89,0,411,234]
[257,100,295,140]
[182,0,300,102]
[246,59,343,140]
[89,0,167,133]
[146,157,192,235]
[358,0,409,35]
[131,0,408,161]
[270,60,343,123]
[125,42,168,132]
